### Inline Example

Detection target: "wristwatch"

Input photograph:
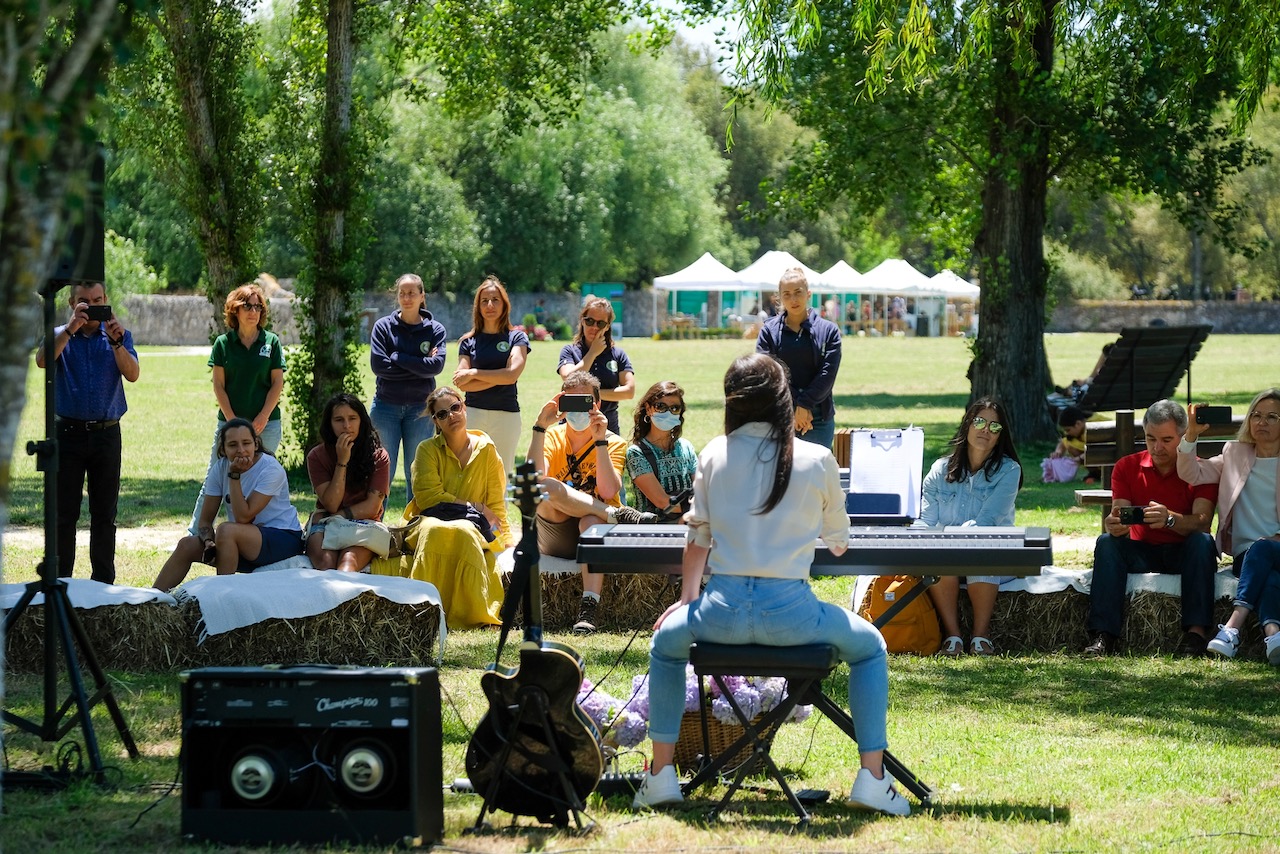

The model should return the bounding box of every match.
[229,472,241,480]
[1164,513,1176,529]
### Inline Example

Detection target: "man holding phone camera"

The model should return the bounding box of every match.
[1083,400,1218,656]
[35,281,140,584]
[527,371,655,634]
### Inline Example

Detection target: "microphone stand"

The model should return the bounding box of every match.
[2,278,139,789]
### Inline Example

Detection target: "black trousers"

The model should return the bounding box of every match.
[56,422,122,584]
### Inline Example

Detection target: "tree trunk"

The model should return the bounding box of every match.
[969,1,1057,443]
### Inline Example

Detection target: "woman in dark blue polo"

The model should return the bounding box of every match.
[557,296,635,435]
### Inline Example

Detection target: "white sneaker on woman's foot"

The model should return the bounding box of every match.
[1265,633,1280,667]
[847,768,910,816]
[632,765,683,809]
[1206,625,1240,658]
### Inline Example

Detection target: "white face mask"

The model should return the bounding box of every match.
[651,411,682,432]
[564,412,593,432]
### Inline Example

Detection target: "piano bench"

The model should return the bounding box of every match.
[684,642,840,822]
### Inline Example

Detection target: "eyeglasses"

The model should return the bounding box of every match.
[651,401,684,415]
[581,317,610,329]
[1249,410,1280,425]
[240,302,263,312]
[972,416,1004,434]
[431,402,464,421]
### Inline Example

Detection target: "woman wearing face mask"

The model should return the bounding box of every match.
[558,296,635,435]
[626,381,697,519]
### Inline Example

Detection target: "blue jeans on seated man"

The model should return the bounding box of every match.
[647,574,888,750]
[370,397,436,504]
[1234,538,1280,629]
[1087,532,1217,637]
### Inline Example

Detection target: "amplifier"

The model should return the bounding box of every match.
[180,666,443,847]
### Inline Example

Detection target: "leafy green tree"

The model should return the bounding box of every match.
[105,229,169,295]
[732,0,1280,439]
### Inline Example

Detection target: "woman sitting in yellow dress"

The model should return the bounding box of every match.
[394,386,509,629]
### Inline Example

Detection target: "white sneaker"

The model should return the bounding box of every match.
[1265,633,1280,667]
[1206,625,1240,658]
[847,767,911,817]
[632,765,683,809]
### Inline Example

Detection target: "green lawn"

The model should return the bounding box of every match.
[3,332,1279,852]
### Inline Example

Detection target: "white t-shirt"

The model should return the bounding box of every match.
[687,422,848,579]
[202,454,302,532]
[1234,457,1280,556]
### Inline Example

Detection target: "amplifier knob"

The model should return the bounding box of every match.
[340,746,386,795]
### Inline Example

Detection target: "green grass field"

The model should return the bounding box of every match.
[3,332,1279,852]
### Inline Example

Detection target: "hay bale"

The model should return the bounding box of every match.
[183,591,441,667]
[501,570,681,632]
[3,601,193,673]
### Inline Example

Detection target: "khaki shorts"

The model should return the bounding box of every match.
[535,514,581,560]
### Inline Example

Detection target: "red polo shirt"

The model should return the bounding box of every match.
[1111,451,1219,545]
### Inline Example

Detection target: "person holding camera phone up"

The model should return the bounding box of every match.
[37,281,140,584]
[527,372,657,635]
[557,296,634,435]
[1083,400,1219,656]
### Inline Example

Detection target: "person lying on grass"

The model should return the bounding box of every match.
[153,418,303,592]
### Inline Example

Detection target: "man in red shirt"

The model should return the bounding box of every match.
[1084,400,1220,656]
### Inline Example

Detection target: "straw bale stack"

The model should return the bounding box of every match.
[3,601,193,673]
[502,570,681,632]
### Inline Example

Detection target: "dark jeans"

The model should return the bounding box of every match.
[1088,532,1217,636]
[1235,539,1280,628]
[56,422,122,584]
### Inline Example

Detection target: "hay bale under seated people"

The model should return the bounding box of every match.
[3,601,194,673]
[501,570,681,632]
[181,591,441,668]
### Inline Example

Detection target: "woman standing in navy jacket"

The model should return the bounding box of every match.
[755,267,842,449]
[370,273,447,503]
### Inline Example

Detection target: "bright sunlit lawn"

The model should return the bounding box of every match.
[3,331,1279,852]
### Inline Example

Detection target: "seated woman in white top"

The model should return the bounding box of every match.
[631,353,910,817]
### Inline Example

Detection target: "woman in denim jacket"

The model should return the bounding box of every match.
[919,398,1022,655]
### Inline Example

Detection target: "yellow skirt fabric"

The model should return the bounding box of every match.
[387,517,502,630]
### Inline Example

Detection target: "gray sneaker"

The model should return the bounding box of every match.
[573,597,599,635]
[1206,625,1240,658]
[612,505,660,525]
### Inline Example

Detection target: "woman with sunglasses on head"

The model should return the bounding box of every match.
[453,276,529,477]
[305,393,391,573]
[155,418,303,592]
[626,381,697,519]
[1179,389,1280,664]
[558,296,634,434]
[392,387,509,629]
[370,273,448,504]
[920,398,1023,656]
[187,283,285,534]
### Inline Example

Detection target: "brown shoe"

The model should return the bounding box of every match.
[1083,632,1119,656]
[1174,631,1208,658]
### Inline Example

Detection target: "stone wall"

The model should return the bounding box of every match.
[1048,300,1280,334]
[119,289,667,347]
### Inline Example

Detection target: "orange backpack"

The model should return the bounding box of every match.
[858,575,942,655]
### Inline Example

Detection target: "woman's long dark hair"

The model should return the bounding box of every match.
[945,397,1023,487]
[318,393,382,490]
[724,354,794,514]
[631,380,685,445]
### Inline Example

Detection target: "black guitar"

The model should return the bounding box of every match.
[464,461,603,827]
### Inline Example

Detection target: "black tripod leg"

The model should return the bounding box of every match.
[57,586,139,758]
[48,589,108,782]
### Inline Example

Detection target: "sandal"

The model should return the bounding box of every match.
[970,636,997,656]
[938,636,964,657]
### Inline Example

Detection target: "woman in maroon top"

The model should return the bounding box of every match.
[305,393,391,572]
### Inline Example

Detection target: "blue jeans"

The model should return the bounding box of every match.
[188,419,283,536]
[798,417,835,451]
[370,397,435,503]
[1087,532,1217,635]
[1235,539,1280,628]
[648,575,888,752]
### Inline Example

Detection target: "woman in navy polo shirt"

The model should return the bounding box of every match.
[755,267,842,450]
[558,296,635,435]
[452,275,530,477]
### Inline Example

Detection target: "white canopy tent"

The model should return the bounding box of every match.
[821,260,863,293]
[735,250,827,289]
[652,251,743,292]
[930,269,981,300]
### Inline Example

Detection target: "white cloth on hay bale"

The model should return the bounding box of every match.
[173,566,446,657]
[1,578,177,609]
[496,546,579,577]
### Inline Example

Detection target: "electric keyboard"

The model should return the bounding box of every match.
[577,524,1052,577]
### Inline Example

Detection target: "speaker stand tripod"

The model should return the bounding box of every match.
[2,278,139,789]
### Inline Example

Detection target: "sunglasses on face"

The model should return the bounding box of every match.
[651,401,684,415]
[581,317,610,329]
[431,402,464,421]
[240,302,263,312]
[972,416,1004,434]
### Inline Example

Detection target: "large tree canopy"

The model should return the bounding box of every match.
[731,0,1280,440]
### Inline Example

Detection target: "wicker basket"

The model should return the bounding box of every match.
[672,710,774,775]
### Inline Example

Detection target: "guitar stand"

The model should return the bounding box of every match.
[471,686,594,832]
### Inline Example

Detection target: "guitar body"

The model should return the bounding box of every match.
[465,461,604,826]
[464,642,603,822]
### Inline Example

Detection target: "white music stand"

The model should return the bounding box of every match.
[846,427,924,520]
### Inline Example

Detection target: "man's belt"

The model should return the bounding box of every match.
[56,417,120,432]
